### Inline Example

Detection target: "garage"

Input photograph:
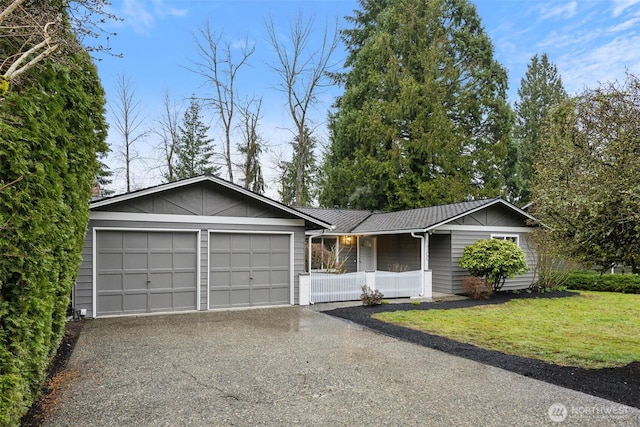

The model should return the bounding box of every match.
[74,175,330,317]
[95,230,198,316]
[209,232,291,308]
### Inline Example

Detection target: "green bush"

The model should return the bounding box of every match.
[458,239,529,292]
[0,52,107,424]
[564,271,640,293]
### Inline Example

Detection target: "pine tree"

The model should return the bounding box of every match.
[511,53,567,204]
[320,0,513,210]
[173,98,218,180]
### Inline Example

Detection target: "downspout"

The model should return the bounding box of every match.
[411,232,426,296]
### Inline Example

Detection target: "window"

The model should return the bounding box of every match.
[491,234,519,246]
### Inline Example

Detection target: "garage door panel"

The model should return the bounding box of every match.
[270,286,289,303]
[123,232,148,249]
[174,271,196,284]
[124,253,148,270]
[230,253,251,268]
[230,270,250,286]
[99,274,123,291]
[252,253,270,268]
[209,232,290,308]
[98,253,123,270]
[149,272,172,288]
[149,253,172,268]
[98,231,122,249]
[99,294,123,314]
[270,269,289,284]
[123,273,148,290]
[270,252,289,267]
[211,253,230,268]
[174,253,196,268]
[173,233,196,249]
[97,231,197,316]
[123,293,148,312]
[230,289,250,305]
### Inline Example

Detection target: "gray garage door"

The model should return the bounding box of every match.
[96,230,197,316]
[209,233,290,308]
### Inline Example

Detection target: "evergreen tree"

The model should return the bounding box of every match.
[511,53,567,204]
[173,98,218,180]
[0,49,108,423]
[320,0,513,210]
[280,127,318,206]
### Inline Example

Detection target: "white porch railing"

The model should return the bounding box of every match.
[310,271,365,303]
[375,270,422,298]
[309,270,425,303]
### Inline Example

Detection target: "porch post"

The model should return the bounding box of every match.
[424,233,432,298]
[299,273,310,305]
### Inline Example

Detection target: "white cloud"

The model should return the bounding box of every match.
[117,0,187,34]
[122,0,156,34]
[558,35,640,93]
[612,0,640,17]
[607,16,640,32]
[537,1,578,20]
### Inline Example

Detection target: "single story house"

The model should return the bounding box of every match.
[73,175,330,318]
[73,175,539,317]
[297,198,539,297]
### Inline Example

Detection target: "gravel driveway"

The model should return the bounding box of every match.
[43,307,639,426]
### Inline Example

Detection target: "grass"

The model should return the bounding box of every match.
[372,291,640,369]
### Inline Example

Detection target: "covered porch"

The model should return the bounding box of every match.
[304,233,433,303]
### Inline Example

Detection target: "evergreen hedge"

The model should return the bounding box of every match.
[564,271,640,294]
[0,52,107,425]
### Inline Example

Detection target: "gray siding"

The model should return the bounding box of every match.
[74,229,94,314]
[74,219,306,317]
[377,234,420,271]
[451,230,536,294]
[93,182,296,220]
[429,234,452,293]
[451,204,529,227]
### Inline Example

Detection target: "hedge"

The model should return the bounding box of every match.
[564,271,640,294]
[0,51,107,425]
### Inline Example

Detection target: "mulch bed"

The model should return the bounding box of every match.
[21,320,84,426]
[325,291,639,409]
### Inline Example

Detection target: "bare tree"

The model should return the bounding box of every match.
[237,97,265,194]
[189,22,255,183]
[110,73,148,192]
[156,90,182,182]
[0,0,119,94]
[266,12,339,206]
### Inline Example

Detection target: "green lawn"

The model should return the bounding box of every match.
[373,291,640,369]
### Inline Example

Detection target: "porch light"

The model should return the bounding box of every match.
[345,235,352,245]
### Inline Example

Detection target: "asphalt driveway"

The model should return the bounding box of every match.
[44,307,639,426]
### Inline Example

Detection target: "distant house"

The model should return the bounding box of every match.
[298,198,539,297]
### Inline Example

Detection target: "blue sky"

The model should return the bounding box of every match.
[96,0,640,196]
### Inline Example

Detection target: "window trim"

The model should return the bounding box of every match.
[491,233,520,246]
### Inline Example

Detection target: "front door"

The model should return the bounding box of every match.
[359,237,376,271]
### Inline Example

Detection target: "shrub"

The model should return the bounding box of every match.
[360,285,384,306]
[458,239,529,292]
[461,276,493,299]
[564,271,640,293]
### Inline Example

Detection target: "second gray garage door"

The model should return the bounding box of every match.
[209,233,291,308]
